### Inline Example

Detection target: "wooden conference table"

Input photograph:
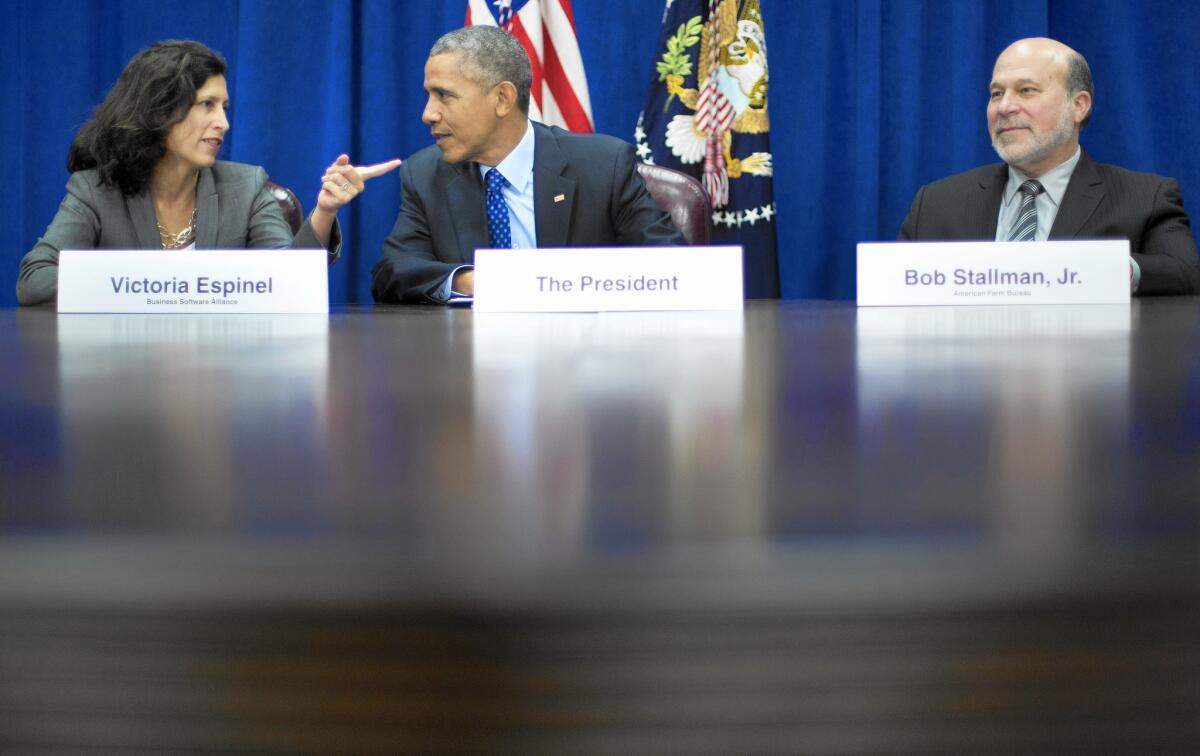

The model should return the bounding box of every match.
[1,300,1199,754]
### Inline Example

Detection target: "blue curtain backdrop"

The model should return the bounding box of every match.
[4,0,1200,306]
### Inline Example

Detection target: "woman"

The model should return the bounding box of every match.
[16,39,399,305]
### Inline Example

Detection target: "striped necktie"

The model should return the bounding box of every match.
[485,168,512,249]
[1007,179,1044,242]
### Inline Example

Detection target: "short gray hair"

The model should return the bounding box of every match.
[1065,51,1093,128]
[430,26,532,114]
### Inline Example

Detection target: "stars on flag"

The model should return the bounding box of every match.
[712,203,775,228]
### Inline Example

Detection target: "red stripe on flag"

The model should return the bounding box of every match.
[464,0,591,132]
[556,0,578,35]
[509,18,544,111]
[541,36,592,132]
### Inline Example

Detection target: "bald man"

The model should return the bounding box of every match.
[899,38,1200,295]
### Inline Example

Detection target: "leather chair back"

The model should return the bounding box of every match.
[636,163,711,245]
[265,180,304,235]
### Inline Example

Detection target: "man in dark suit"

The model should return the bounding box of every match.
[372,25,682,305]
[899,37,1200,295]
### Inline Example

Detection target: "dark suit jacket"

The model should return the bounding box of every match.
[371,121,683,304]
[17,161,339,306]
[898,149,1200,295]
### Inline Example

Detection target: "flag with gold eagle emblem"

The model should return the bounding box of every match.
[635,0,778,297]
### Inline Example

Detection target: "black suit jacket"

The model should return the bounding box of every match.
[898,149,1200,295]
[371,121,683,304]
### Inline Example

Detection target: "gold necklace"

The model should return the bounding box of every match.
[158,207,198,249]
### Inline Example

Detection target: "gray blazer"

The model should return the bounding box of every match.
[370,121,682,304]
[16,161,339,305]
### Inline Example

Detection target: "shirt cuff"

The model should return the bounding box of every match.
[1130,257,1141,294]
[435,264,475,304]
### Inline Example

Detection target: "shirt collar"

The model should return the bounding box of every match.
[1003,146,1082,209]
[478,119,535,193]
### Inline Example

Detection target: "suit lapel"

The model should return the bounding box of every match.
[446,163,489,261]
[531,123,576,247]
[195,168,219,249]
[970,164,1008,238]
[131,169,217,249]
[1049,149,1104,239]
[128,189,160,249]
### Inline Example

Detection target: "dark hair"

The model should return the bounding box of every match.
[430,26,532,114]
[1065,51,1094,129]
[67,40,227,196]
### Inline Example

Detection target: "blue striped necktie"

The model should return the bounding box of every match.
[485,168,512,249]
[1007,179,1044,242]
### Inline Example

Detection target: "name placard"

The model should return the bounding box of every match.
[57,249,329,314]
[856,240,1131,306]
[472,246,743,312]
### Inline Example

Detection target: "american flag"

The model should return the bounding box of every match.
[465,0,594,133]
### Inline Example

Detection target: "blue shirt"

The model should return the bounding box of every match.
[995,146,1080,243]
[439,120,537,303]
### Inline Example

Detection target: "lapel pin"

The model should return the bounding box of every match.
[554,194,566,203]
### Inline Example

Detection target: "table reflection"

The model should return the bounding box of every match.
[5,299,1196,557]
[470,311,758,560]
[1,310,65,520]
[856,305,1133,552]
[54,315,330,527]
